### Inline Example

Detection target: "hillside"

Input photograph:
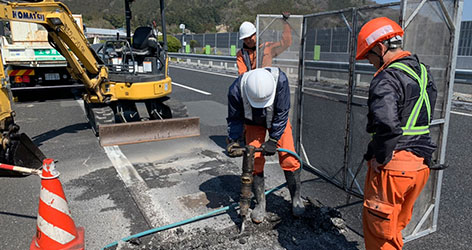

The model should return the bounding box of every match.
[60,0,374,33]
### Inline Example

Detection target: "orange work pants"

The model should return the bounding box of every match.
[244,119,300,175]
[363,150,430,250]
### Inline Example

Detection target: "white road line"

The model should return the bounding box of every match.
[305,87,368,100]
[171,64,238,79]
[76,99,144,185]
[451,110,472,117]
[75,99,164,227]
[198,167,213,172]
[172,81,212,95]
[104,146,145,185]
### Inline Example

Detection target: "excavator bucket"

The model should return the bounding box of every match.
[0,133,46,177]
[99,117,200,146]
[13,133,46,169]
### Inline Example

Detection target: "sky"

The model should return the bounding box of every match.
[375,0,471,21]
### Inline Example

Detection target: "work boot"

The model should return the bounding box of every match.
[251,173,266,223]
[284,168,305,217]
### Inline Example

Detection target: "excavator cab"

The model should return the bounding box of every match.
[94,26,165,80]
[132,26,160,53]
[83,0,199,145]
[90,24,171,125]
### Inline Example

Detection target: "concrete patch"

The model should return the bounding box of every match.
[178,192,216,210]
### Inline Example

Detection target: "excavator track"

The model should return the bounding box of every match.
[84,102,115,136]
[162,98,188,118]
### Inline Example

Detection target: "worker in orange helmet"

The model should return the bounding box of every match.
[356,17,437,250]
[236,12,292,75]
[226,67,304,223]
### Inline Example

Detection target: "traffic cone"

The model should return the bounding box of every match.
[30,159,84,250]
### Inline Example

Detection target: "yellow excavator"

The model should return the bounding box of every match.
[0,0,199,175]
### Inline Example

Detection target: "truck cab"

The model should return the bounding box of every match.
[0,15,83,90]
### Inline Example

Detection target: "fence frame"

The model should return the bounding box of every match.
[295,0,463,241]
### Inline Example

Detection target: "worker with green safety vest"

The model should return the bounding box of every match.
[355,17,437,250]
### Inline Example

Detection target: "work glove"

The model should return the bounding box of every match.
[262,138,278,156]
[226,140,244,157]
[282,12,291,21]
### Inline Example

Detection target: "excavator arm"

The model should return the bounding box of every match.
[0,42,45,175]
[0,0,106,173]
[0,0,199,149]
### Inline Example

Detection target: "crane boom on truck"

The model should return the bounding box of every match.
[0,0,200,162]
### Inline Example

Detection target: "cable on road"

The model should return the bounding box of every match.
[101,148,303,249]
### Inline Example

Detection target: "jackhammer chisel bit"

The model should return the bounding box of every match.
[239,145,256,234]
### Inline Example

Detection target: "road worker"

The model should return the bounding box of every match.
[356,17,437,250]
[236,12,292,75]
[226,67,304,223]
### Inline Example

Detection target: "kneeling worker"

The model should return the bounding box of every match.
[226,67,304,223]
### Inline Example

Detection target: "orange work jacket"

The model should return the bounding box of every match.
[236,23,292,75]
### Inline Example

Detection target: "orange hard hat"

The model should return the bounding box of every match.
[356,17,404,60]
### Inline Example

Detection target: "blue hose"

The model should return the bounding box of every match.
[102,148,302,249]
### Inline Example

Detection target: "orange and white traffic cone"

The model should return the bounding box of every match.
[30,159,84,250]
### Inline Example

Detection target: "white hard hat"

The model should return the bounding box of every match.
[244,69,277,108]
[239,21,256,40]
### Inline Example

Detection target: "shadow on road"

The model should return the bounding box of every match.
[209,135,228,150]
[0,211,36,220]
[13,87,83,102]
[32,122,91,146]
[199,174,241,225]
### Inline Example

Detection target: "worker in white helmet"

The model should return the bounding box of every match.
[226,67,304,223]
[236,12,292,75]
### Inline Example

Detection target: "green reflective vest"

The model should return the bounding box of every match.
[388,62,431,136]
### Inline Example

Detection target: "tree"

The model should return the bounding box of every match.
[159,35,181,52]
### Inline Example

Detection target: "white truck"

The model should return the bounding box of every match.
[0,15,83,90]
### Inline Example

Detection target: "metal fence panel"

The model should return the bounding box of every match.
[298,10,355,187]
[332,27,350,52]
[400,0,462,240]
[349,1,403,206]
[228,32,240,48]
[205,33,216,47]
[193,34,204,49]
[459,21,472,56]
[174,17,472,57]
[256,15,303,66]
[316,28,332,52]
[296,0,462,242]
[256,15,303,132]
[216,33,229,53]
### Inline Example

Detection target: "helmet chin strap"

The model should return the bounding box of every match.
[376,38,402,66]
[370,47,385,67]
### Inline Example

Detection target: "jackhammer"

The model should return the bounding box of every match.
[239,145,263,233]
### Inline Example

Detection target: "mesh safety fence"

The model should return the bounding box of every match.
[297,0,462,241]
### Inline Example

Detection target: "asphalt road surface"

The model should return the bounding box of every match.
[0,64,470,249]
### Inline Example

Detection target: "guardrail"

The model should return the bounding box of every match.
[169,53,472,84]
